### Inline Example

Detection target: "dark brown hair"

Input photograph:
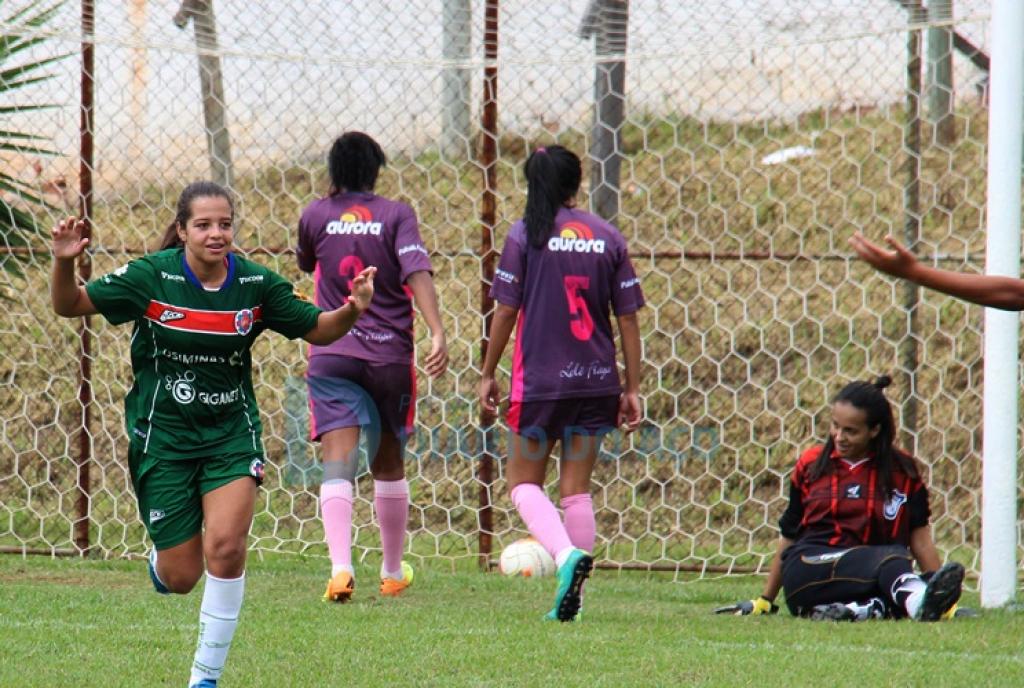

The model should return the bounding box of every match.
[806,375,921,497]
[159,181,235,250]
[328,131,386,194]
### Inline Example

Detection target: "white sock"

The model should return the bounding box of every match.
[891,573,927,618]
[332,563,355,577]
[554,547,576,569]
[381,566,404,581]
[190,572,245,686]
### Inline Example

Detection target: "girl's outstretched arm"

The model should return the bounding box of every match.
[850,231,1024,310]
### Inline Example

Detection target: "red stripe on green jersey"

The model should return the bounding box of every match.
[85,248,321,461]
[144,300,263,336]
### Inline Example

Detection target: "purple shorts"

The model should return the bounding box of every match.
[507,395,619,442]
[307,355,416,440]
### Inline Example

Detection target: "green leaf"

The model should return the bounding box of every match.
[0,177,52,208]
[0,129,47,140]
[0,55,67,85]
[0,103,60,114]
[0,141,59,155]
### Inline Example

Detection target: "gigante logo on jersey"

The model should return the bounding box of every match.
[548,221,605,253]
[326,205,382,236]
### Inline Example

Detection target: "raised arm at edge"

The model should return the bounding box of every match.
[51,256,97,317]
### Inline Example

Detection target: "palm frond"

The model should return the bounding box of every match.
[0,176,52,207]
[0,53,68,85]
[0,129,47,140]
[0,141,59,155]
[0,103,59,114]
[0,0,69,286]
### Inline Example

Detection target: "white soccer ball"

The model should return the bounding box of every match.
[498,537,555,577]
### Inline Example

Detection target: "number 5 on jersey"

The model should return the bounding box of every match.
[563,275,594,341]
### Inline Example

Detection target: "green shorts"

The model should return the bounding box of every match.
[128,443,265,550]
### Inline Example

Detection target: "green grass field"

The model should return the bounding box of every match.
[2,554,1021,687]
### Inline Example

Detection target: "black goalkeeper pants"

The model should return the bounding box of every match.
[780,542,915,617]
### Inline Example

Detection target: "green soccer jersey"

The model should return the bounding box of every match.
[85,248,321,460]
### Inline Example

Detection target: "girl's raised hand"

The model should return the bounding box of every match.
[347,266,377,312]
[51,217,90,259]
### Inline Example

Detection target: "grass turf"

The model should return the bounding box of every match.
[1,554,1021,687]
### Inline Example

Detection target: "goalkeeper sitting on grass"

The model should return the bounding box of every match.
[717,376,963,622]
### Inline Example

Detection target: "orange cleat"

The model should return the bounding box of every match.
[323,571,355,603]
[379,561,414,597]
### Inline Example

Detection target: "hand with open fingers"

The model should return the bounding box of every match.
[51,216,90,259]
[478,376,500,427]
[618,391,641,433]
[713,596,778,616]
[849,231,919,279]
[423,331,448,378]
[347,266,376,313]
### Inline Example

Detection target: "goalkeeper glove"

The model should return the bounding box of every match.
[713,596,779,615]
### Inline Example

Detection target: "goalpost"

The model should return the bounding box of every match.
[980,0,1022,609]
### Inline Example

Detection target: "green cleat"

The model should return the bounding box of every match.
[545,549,593,622]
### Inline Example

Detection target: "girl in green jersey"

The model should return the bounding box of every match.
[50,181,375,688]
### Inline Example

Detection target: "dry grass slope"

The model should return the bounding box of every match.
[0,104,997,572]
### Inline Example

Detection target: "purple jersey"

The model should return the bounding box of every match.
[297,191,433,364]
[490,207,644,402]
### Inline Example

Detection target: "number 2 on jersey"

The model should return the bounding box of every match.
[338,255,365,291]
[563,275,594,341]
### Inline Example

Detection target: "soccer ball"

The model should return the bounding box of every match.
[498,537,555,577]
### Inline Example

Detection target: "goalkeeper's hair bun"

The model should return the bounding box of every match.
[873,375,892,390]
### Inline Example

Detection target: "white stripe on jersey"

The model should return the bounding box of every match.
[238,387,259,452]
[143,323,160,454]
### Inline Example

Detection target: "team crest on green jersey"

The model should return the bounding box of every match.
[234,308,255,335]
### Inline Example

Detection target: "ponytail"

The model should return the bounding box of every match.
[523,145,582,249]
[159,223,183,250]
[159,181,234,250]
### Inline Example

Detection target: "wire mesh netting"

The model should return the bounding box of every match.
[0,1,1004,578]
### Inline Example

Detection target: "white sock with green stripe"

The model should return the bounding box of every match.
[190,572,245,686]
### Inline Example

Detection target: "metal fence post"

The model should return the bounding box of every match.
[76,0,96,556]
[478,0,499,571]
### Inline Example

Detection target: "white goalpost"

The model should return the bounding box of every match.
[980,0,1023,609]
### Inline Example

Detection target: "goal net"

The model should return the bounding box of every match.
[0,0,999,578]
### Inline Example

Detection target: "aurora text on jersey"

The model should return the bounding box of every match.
[489,207,645,402]
[297,191,432,365]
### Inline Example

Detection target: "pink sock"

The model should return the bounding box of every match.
[374,479,409,577]
[510,483,574,560]
[320,480,353,574]
[560,493,595,553]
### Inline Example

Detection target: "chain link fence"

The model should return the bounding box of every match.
[0,1,1004,578]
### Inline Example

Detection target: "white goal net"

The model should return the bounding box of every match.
[0,1,1003,579]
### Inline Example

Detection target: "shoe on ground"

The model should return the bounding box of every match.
[545,549,593,623]
[809,602,856,621]
[323,570,355,603]
[379,561,414,597]
[917,562,965,622]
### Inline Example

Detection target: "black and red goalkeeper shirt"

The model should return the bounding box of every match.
[777,445,930,547]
